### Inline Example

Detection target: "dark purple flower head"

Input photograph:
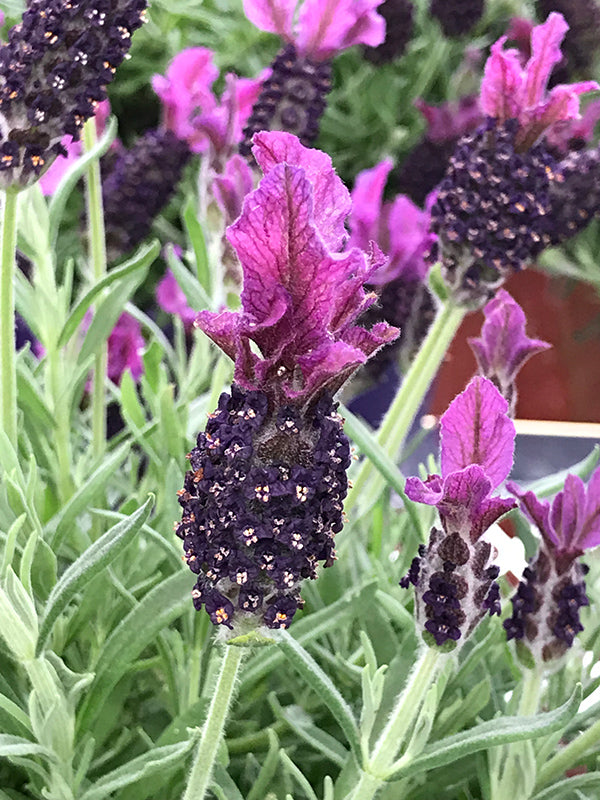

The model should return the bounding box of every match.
[430,0,484,38]
[402,377,516,649]
[243,0,386,61]
[0,0,147,189]
[480,12,598,150]
[197,131,399,407]
[504,466,600,661]
[363,0,414,65]
[101,128,191,261]
[468,289,551,415]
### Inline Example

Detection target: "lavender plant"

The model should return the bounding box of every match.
[2,3,600,800]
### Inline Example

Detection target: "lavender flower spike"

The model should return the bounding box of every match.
[505,467,600,662]
[177,132,398,634]
[430,13,600,307]
[402,377,516,649]
[0,0,147,190]
[468,289,551,415]
[240,0,385,154]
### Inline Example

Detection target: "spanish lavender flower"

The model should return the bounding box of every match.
[393,96,482,207]
[402,377,516,649]
[240,0,385,156]
[176,131,398,633]
[0,0,147,190]
[504,466,600,662]
[101,128,191,261]
[430,0,484,38]
[152,48,263,163]
[363,0,414,64]
[430,13,599,307]
[468,289,551,415]
[349,159,436,370]
[539,0,600,79]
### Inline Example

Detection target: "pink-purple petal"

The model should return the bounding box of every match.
[440,377,515,488]
[296,0,385,60]
[156,269,197,328]
[242,0,296,40]
[212,154,255,225]
[348,159,393,253]
[522,12,568,108]
[480,38,524,122]
[579,466,600,550]
[405,474,444,506]
[552,473,586,551]
[507,481,557,547]
[252,131,351,251]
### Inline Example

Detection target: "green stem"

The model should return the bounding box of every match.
[490,666,543,800]
[182,644,245,800]
[48,349,74,502]
[83,117,108,461]
[536,710,600,789]
[1,189,19,450]
[371,646,443,774]
[345,301,466,513]
[346,647,443,800]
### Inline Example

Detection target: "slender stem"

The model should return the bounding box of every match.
[490,666,543,800]
[536,710,600,788]
[0,189,19,450]
[182,644,245,800]
[370,646,442,774]
[345,647,443,800]
[345,301,466,513]
[48,349,74,502]
[83,117,108,461]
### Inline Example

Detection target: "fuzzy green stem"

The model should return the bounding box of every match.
[535,709,600,789]
[48,349,74,502]
[345,301,466,513]
[182,644,245,800]
[490,666,543,800]
[1,189,19,450]
[83,117,108,461]
[347,647,443,800]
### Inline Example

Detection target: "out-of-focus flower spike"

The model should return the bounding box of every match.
[468,289,551,415]
[156,268,196,330]
[101,129,190,262]
[0,0,147,190]
[430,0,484,38]
[363,0,414,65]
[240,0,385,157]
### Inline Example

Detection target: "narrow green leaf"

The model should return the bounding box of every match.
[0,735,50,758]
[37,497,154,655]
[79,739,195,800]
[48,116,118,244]
[341,405,423,536]
[119,370,146,429]
[76,270,150,367]
[275,630,361,759]
[0,694,32,735]
[386,684,582,781]
[183,200,211,293]
[46,443,129,549]
[212,763,246,800]
[76,570,192,734]
[165,243,211,312]
[16,366,56,431]
[269,697,347,767]
[247,730,280,800]
[280,750,319,800]
[532,771,600,800]
[58,241,159,349]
